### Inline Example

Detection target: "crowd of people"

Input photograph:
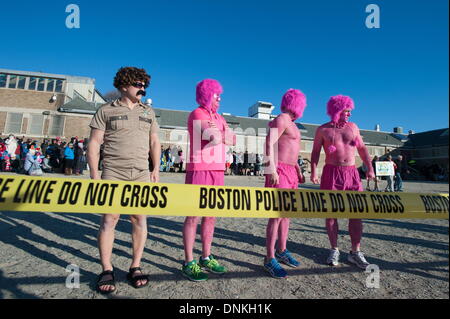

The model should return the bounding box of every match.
[227,151,263,176]
[159,145,184,172]
[2,135,313,179]
[0,135,87,176]
[226,152,310,177]
[361,154,410,192]
[158,147,312,178]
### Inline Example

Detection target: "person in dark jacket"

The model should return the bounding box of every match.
[394,155,409,192]
[74,140,87,175]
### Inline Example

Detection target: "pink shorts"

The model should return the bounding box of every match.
[320,164,362,191]
[265,162,298,189]
[185,170,224,186]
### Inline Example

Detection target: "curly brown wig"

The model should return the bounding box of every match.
[113,67,151,89]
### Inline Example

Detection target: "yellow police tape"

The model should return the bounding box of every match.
[0,175,448,219]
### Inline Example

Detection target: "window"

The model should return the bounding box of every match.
[55,79,63,92]
[29,114,44,135]
[6,113,23,134]
[49,115,65,136]
[37,78,45,91]
[73,90,86,100]
[159,131,166,142]
[0,74,6,87]
[8,75,17,88]
[17,76,26,89]
[46,79,55,92]
[29,77,37,90]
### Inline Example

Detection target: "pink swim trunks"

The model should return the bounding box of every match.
[265,162,298,189]
[320,164,362,191]
[185,170,224,186]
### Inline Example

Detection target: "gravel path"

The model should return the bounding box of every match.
[0,172,448,299]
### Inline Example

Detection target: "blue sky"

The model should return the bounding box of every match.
[0,0,448,133]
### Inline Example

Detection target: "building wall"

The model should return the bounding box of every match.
[0,88,65,110]
[401,146,449,171]
[0,111,6,133]
[21,118,28,135]
[63,115,93,139]
[0,87,94,140]
[0,108,92,140]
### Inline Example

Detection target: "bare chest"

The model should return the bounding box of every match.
[282,123,300,140]
[322,127,355,144]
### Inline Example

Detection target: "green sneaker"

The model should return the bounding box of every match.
[182,260,208,282]
[199,255,227,274]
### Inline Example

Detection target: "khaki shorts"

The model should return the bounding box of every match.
[101,167,150,182]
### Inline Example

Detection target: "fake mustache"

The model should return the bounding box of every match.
[137,90,146,96]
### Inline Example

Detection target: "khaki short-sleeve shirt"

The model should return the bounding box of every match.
[89,99,159,171]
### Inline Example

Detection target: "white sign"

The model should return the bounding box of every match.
[375,161,395,176]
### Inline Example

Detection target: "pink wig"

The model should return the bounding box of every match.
[196,79,223,112]
[280,89,307,120]
[326,95,355,123]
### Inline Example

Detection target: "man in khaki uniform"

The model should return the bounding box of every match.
[87,67,161,294]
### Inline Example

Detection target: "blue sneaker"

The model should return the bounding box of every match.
[275,249,300,268]
[264,258,287,279]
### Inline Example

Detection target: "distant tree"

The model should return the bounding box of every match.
[103,90,121,102]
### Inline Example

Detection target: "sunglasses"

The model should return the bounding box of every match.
[132,82,149,89]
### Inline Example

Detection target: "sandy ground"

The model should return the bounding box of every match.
[0,171,448,299]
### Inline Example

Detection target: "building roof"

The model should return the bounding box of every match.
[56,99,407,147]
[58,97,102,114]
[402,128,449,148]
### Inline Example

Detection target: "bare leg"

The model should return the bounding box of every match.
[98,214,120,292]
[183,216,201,262]
[325,218,339,249]
[266,218,281,261]
[200,217,216,258]
[276,218,290,253]
[349,219,363,252]
[129,214,148,287]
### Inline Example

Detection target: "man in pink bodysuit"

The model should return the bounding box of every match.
[310,95,375,270]
[264,89,307,279]
[182,79,236,282]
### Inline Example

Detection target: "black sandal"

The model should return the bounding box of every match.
[96,269,116,294]
[126,267,150,289]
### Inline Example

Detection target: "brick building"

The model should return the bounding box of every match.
[0,68,105,140]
